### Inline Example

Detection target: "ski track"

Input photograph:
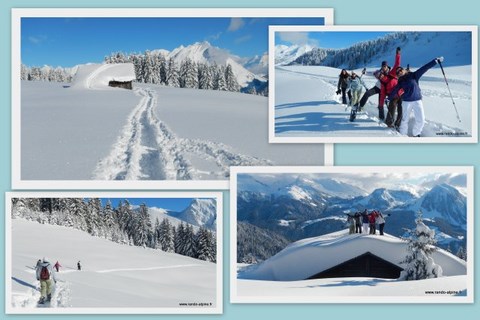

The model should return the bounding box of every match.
[96,264,202,273]
[11,280,71,309]
[93,86,271,180]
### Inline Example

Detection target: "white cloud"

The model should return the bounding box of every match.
[278,32,318,47]
[228,18,245,32]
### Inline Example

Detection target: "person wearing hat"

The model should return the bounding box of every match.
[35,257,57,304]
[357,60,389,112]
[389,57,444,137]
[346,71,368,109]
[377,47,401,120]
[336,69,352,105]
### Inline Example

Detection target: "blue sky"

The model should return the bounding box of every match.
[276,31,391,49]
[96,198,208,212]
[22,17,324,67]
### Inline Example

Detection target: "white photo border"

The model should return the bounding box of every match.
[229,166,474,303]
[5,191,223,314]
[268,25,478,144]
[11,8,334,190]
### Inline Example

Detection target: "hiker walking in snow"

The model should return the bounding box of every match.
[77,261,82,271]
[35,257,57,304]
[361,209,369,234]
[336,69,352,105]
[377,47,402,121]
[390,57,444,137]
[380,47,403,128]
[347,72,368,109]
[54,261,61,272]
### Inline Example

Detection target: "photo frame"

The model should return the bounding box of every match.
[12,8,334,190]
[269,25,478,143]
[6,191,223,314]
[230,166,473,303]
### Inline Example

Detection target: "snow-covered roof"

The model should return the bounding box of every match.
[241,230,466,281]
[71,63,135,90]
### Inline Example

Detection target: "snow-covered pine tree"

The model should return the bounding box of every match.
[158,218,175,252]
[456,246,467,261]
[165,58,180,88]
[224,64,240,92]
[179,58,198,89]
[212,65,227,91]
[399,210,443,280]
[174,222,186,255]
[197,63,212,90]
[68,198,88,232]
[195,227,216,262]
[132,203,153,248]
[12,198,29,218]
[183,224,197,258]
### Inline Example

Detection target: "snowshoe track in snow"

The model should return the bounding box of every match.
[11,279,71,309]
[93,87,270,180]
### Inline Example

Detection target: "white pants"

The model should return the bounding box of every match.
[399,100,425,136]
[363,223,369,234]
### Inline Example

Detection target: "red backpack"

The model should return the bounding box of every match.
[40,266,50,280]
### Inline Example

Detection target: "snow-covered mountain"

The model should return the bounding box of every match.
[241,53,269,76]
[168,199,217,231]
[406,183,467,227]
[238,174,367,201]
[275,44,314,66]
[284,31,472,69]
[355,188,418,210]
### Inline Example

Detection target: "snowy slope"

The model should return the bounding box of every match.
[9,219,218,310]
[21,80,324,181]
[274,65,472,139]
[240,229,466,281]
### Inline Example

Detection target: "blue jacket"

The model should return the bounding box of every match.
[389,59,438,102]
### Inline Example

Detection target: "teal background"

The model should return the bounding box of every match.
[1,0,479,319]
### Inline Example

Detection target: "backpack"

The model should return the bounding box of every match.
[40,266,50,280]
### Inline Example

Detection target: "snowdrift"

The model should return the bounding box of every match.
[240,229,466,281]
[70,63,135,90]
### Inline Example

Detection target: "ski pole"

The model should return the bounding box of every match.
[438,61,461,123]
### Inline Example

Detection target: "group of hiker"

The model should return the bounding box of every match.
[337,46,445,137]
[34,257,81,304]
[345,209,390,236]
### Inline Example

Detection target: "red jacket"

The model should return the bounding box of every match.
[378,53,401,107]
[368,212,377,224]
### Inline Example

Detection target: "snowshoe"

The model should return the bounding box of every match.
[38,297,46,305]
[349,105,357,122]
[378,107,385,120]
[47,293,52,302]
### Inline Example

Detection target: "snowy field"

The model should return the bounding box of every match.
[8,219,219,312]
[273,65,474,142]
[235,275,468,303]
[20,79,325,181]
